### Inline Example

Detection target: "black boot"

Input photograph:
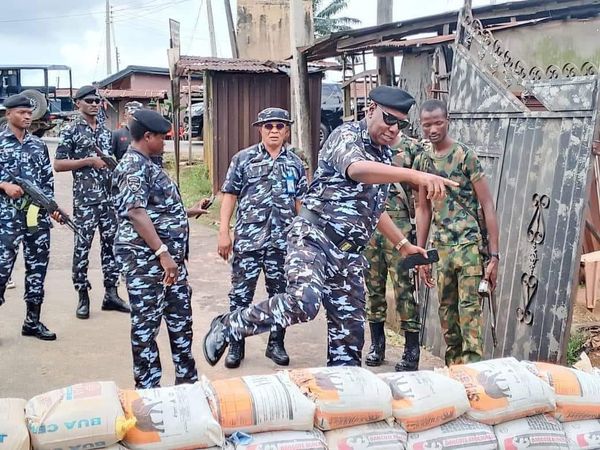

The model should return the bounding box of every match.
[224,339,245,369]
[395,331,420,372]
[265,328,290,366]
[76,290,90,319]
[102,286,130,313]
[365,322,386,367]
[203,314,230,366]
[22,303,56,341]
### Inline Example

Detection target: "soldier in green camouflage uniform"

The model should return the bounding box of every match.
[414,100,500,366]
[365,134,424,371]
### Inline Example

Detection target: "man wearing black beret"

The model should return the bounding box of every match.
[111,109,199,388]
[54,85,129,320]
[0,94,63,340]
[202,85,458,368]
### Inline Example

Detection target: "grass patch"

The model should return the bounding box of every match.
[567,329,589,367]
[163,154,221,228]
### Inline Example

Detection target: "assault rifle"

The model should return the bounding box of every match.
[93,145,118,171]
[0,167,86,241]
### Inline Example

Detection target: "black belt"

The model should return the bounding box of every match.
[299,208,364,254]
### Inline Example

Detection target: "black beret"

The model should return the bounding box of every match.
[252,107,293,126]
[74,85,98,100]
[3,94,34,109]
[132,109,171,134]
[369,86,415,114]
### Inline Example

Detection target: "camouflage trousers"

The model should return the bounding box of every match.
[0,215,50,306]
[364,228,420,333]
[229,247,286,311]
[117,250,198,389]
[436,242,484,366]
[226,218,367,366]
[73,202,119,292]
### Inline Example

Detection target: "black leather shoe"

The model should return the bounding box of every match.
[203,314,230,366]
[265,329,290,366]
[365,322,386,367]
[101,286,130,313]
[22,303,56,341]
[224,339,245,369]
[395,331,420,372]
[76,290,90,319]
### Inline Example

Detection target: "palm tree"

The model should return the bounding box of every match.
[313,0,362,38]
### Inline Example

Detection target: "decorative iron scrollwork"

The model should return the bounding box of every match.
[457,6,599,87]
[517,194,550,325]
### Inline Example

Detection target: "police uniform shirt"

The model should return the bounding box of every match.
[302,119,392,250]
[0,127,53,228]
[221,143,308,252]
[111,126,131,161]
[55,114,113,207]
[112,148,188,265]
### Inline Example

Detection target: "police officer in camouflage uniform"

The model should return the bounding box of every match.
[54,85,130,319]
[0,94,63,340]
[111,101,142,161]
[414,99,500,366]
[112,109,199,389]
[219,107,308,368]
[203,86,457,367]
[365,134,424,371]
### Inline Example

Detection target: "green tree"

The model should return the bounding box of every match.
[313,0,361,38]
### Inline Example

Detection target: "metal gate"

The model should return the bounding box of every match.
[421,4,600,363]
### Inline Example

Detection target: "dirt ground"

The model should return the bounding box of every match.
[0,141,443,400]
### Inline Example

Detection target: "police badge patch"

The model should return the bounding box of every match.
[127,175,142,192]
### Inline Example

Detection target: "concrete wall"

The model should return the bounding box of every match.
[237,0,312,60]
[494,18,600,69]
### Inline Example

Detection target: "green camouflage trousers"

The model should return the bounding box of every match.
[365,219,420,333]
[436,242,483,366]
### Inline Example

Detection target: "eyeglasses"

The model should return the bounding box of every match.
[263,122,286,130]
[379,106,410,129]
[83,98,101,105]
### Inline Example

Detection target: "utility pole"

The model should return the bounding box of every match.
[105,0,112,75]
[289,0,314,173]
[224,0,239,58]
[207,0,217,57]
[377,0,393,85]
[110,6,120,72]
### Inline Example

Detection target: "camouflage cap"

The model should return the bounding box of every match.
[252,107,293,126]
[124,101,143,114]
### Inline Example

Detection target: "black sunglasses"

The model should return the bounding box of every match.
[83,97,101,105]
[263,122,286,130]
[379,106,410,129]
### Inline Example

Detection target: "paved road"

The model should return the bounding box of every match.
[0,140,442,399]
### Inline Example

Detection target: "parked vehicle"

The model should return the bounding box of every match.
[184,102,204,139]
[320,82,344,147]
[0,65,75,137]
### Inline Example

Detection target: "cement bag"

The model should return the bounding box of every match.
[120,383,223,449]
[0,398,29,450]
[233,429,327,450]
[289,367,393,431]
[406,416,498,450]
[523,361,600,422]
[325,421,408,449]
[448,357,555,425]
[26,381,131,450]
[494,414,568,450]
[204,372,315,434]
[563,419,600,449]
[379,371,469,432]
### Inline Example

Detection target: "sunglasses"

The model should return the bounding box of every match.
[83,97,101,105]
[379,106,410,129]
[263,122,286,130]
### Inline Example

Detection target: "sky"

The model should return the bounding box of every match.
[0,0,501,88]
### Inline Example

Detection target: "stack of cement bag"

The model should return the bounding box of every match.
[4,357,600,449]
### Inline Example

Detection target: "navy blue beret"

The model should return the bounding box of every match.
[74,85,98,100]
[369,86,415,114]
[132,109,171,134]
[4,94,34,109]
